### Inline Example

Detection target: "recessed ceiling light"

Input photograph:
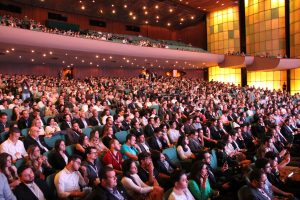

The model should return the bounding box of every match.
[124,4,127,8]
[111,4,114,7]
[129,12,133,16]
[133,16,136,20]
[65,53,68,56]
[145,21,149,24]
[180,18,184,21]
[167,23,171,26]
[191,16,195,20]
[143,6,147,10]
[144,11,148,15]
[155,5,159,9]
[75,56,78,59]
[11,48,15,51]
[43,53,46,57]
[5,50,9,53]
[99,9,103,14]
[109,56,113,59]
[49,51,53,55]
[103,58,106,61]
[19,56,22,59]
[31,59,34,62]
[112,10,116,14]
[169,8,173,12]
[90,62,93,65]
[156,16,160,19]
[62,61,65,64]
[222,3,224,6]
[216,1,219,3]
[81,5,85,10]
[96,55,99,58]
[82,60,85,63]
[31,50,35,53]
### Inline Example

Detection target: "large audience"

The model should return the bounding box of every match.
[0,73,300,200]
[0,15,202,52]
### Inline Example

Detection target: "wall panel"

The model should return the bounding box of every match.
[247,70,287,90]
[208,66,241,85]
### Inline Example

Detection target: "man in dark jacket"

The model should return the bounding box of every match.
[86,166,131,200]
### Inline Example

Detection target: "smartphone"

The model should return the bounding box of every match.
[288,172,294,177]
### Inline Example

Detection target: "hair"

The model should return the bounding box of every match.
[9,127,21,135]
[108,139,117,149]
[54,139,65,151]
[68,154,82,163]
[255,158,269,169]
[264,151,277,160]
[78,134,88,145]
[263,136,272,144]
[198,150,210,161]
[189,161,206,185]
[249,169,265,182]
[154,127,162,134]
[177,135,188,152]
[0,153,17,180]
[122,159,135,178]
[46,117,55,126]
[11,106,19,121]
[151,150,162,163]
[138,152,151,162]
[170,169,186,186]
[0,112,8,118]
[99,166,115,180]
[17,164,32,176]
[125,133,135,143]
[27,145,40,160]
[90,129,99,140]
[85,146,97,156]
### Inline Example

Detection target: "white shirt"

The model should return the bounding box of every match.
[177,145,193,160]
[0,139,28,160]
[168,129,181,144]
[168,188,195,200]
[25,182,46,200]
[54,168,86,198]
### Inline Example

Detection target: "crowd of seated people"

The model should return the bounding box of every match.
[0,14,200,52]
[0,73,300,199]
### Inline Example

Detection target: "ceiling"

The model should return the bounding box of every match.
[6,0,238,30]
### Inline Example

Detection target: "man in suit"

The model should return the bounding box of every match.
[17,110,32,130]
[121,114,131,131]
[136,133,151,153]
[144,117,155,138]
[76,110,90,129]
[86,166,131,200]
[188,130,203,154]
[0,112,9,133]
[281,118,299,144]
[89,109,101,126]
[147,127,168,152]
[59,114,72,131]
[24,126,50,154]
[130,121,143,137]
[210,120,222,141]
[13,164,52,200]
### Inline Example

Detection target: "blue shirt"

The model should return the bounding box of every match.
[120,144,138,160]
[0,173,16,200]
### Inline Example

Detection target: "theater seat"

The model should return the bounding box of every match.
[0,131,8,142]
[65,145,75,156]
[15,158,25,169]
[163,188,173,200]
[82,127,92,137]
[46,173,58,198]
[21,128,30,137]
[210,149,218,170]
[237,185,248,200]
[162,147,180,165]
[44,133,65,148]
[115,131,129,144]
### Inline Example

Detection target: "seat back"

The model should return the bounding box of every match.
[82,127,92,138]
[115,131,129,144]
[44,133,65,148]
[21,128,30,137]
[163,147,179,164]
[46,173,58,198]
[15,158,25,169]
[2,109,12,122]
[163,188,173,200]
[210,149,218,170]
[65,145,75,156]
[238,185,248,200]
[0,131,9,142]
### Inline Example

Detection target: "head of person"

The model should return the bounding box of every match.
[66,155,82,171]
[122,159,137,176]
[85,146,98,162]
[29,126,40,139]
[263,136,273,148]
[177,135,189,149]
[125,134,136,147]
[138,152,152,168]
[18,165,35,184]
[99,166,118,189]
[46,117,56,126]
[27,145,41,160]
[154,127,163,138]
[21,110,29,119]
[190,161,208,185]
[170,169,188,190]
[255,158,271,174]
[78,134,89,146]
[54,139,66,152]
[0,112,8,123]
[249,169,267,189]
[109,139,121,151]
[199,150,211,165]
[63,114,71,122]
[0,152,13,170]
[264,151,278,170]
[9,127,21,143]
[189,130,199,139]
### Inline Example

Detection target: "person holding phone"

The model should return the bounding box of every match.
[188,161,215,200]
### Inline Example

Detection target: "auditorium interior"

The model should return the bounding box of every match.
[0,0,300,200]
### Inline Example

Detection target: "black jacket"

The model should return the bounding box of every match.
[24,136,50,154]
[13,179,53,200]
[86,184,131,200]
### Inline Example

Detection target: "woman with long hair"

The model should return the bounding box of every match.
[49,139,69,170]
[0,152,20,189]
[26,145,53,180]
[176,135,195,160]
[89,130,108,155]
[44,117,61,137]
[121,159,164,200]
[11,106,20,122]
[74,134,90,159]
[188,161,213,200]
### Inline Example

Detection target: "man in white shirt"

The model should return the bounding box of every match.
[0,127,27,161]
[54,155,88,199]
